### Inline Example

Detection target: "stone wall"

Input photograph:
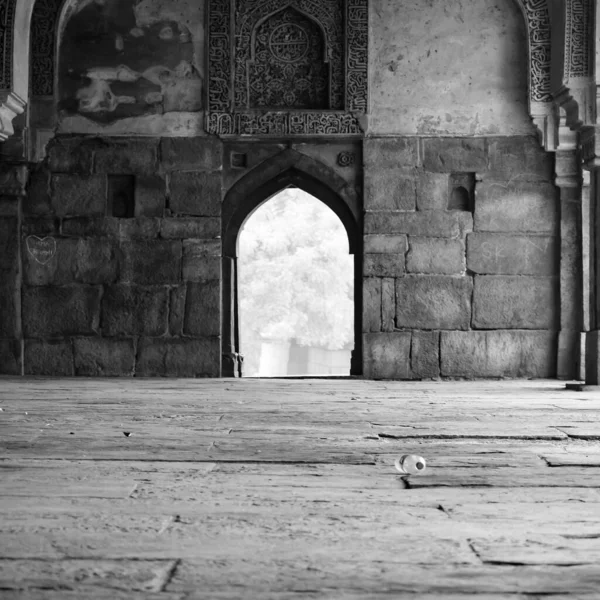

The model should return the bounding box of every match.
[14,136,222,377]
[363,136,559,379]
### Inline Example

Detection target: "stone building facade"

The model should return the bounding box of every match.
[0,0,598,381]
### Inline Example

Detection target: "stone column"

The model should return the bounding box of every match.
[555,122,583,379]
[0,163,28,375]
[581,125,600,385]
[222,255,242,377]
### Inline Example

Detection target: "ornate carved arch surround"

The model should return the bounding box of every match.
[2,0,564,133]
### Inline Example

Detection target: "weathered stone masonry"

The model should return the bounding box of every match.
[9,137,223,376]
[362,136,558,379]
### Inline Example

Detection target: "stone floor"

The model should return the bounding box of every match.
[0,378,600,599]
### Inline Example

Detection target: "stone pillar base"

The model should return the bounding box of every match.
[585,330,600,385]
[222,353,243,378]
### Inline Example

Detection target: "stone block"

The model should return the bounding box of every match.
[365,211,472,237]
[93,139,159,175]
[73,338,135,376]
[184,281,221,337]
[364,138,419,169]
[51,174,106,217]
[22,218,60,236]
[422,138,488,172]
[364,168,417,210]
[381,278,395,332]
[136,337,221,377]
[0,339,21,375]
[182,241,222,281]
[0,273,18,337]
[24,339,74,376]
[485,136,553,182]
[117,218,160,239]
[169,172,222,217]
[23,238,118,286]
[0,218,18,270]
[102,285,169,337]
[474,181,557,233]
[364,235,407,254]
[47,137,94,174]
[363,332,412,379]
[473,276,558,329]
[161,218,221,240]
[364,253,405,278]
[135,175,166,218]
[440,330,557,378]
[416,171,451,211]
[412,331,440,379]
[396,276,472,330]
[169,286,187,336]
[24,167,52,215]
[22,286,101,337]
[467,233,556,275]
[363,277,382,333]
[0,197,19,217]
[407,238,465,274]
[161,137,223,172]
[61,217,120,238]
[120,240,182,285]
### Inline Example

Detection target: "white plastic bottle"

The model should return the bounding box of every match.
[395,454,426,475]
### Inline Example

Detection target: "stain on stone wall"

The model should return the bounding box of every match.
[369,0,532,135]
[59,0,204,124]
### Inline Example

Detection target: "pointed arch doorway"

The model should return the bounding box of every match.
[222,152,362,378]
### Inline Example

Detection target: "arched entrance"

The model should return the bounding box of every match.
[238,187,354,377]
[222,151,362,378]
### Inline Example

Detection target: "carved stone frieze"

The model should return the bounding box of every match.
[564,0,593,81]
[30,0,64,96]
[0,0,16,89]
[207,0,368,136]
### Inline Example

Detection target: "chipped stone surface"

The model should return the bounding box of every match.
[101,285,169,337]
[73,338,135,376]
[136,337,220,377]
[441,331,557,378]
[363,278,382,333]
[120,240,182,285]
[473,276,558,330]
[364,253,405,278]
[364,169,417,210]
[474,182,557,233]
[169,172,221,217]
[467,233,556,276]
[22,286,101,338]
[364,235,407,254]
[412,330,440,379]
[407,238,465,275]
[184,281,221,337]
[365,211,473,237]
[396,276,472,330]
[24,339,74,376]
[51,175,106,217]
[363,332,411,379]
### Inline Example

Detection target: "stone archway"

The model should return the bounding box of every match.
[221,149,362,378]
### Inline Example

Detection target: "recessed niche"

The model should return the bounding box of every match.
[108,175,135,219]
[231,152,248,169]
[448,173,475,212]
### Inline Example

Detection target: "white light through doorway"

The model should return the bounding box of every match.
[238,188,354,377]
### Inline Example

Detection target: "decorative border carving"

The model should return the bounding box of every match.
[564,0,593,80]
[30,0,63,96]
[207,0,368,136]
[522,0,552,103]
[0,0,16,88]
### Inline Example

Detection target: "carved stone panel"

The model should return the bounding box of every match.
[207,0,368,136]
[564,0,593,80]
